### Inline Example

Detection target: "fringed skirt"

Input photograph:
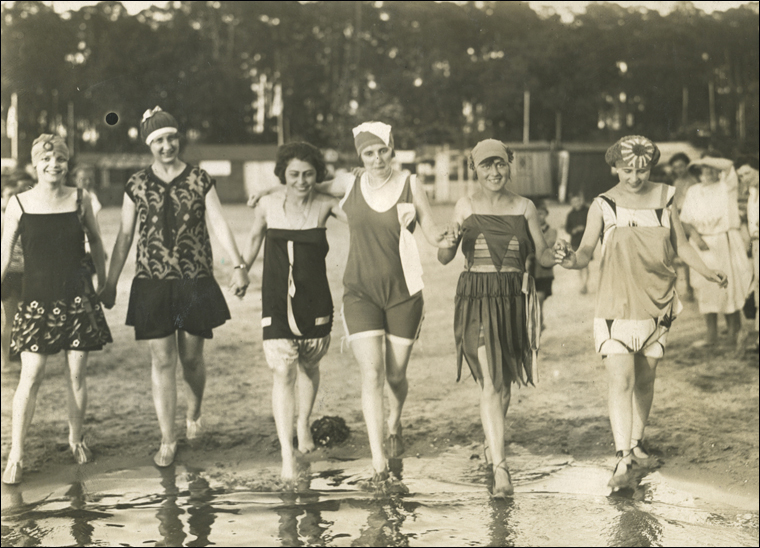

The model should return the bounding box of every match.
[454,271,538,391]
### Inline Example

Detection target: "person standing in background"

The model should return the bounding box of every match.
[669,152,698,301]
[735,156,759,352]
[565,192,590,294]
[533,199,556,330]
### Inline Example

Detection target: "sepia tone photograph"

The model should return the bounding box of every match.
[1,1,758,545]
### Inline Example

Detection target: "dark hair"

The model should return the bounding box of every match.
[569,190,584,199]
[533,198,548,213]
[734,155,759,171]
[668,152,691,166]
[274,142,327,185]
[468,156,512,181]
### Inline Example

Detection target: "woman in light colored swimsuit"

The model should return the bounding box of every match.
[554,136,727,489]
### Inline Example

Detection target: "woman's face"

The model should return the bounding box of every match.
[284,158,317,198]
[537,208,548,224]
[149,133,180,164]
[737,165,759,189]
[614,162,651,192]
[699,166,720,184]
[360,143,393,177]
[475,157,510,192]
[35,150,68,184]
[671,159,689,179]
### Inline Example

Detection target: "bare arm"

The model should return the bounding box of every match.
[438,197,468,265]
[556,200,603,269]
[242,200,268,271]
[0,198,21,283]
[205,186,250,298]
[412,175,449,248]
[81,190,107,290]
[524,200,556,268]
[671,205,727,285]
[100,193,137,308]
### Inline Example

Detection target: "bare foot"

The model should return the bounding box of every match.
[297,422,316,453]
[281,452,297,483]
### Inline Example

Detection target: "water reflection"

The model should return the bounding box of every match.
[487,498,515,547]
[65,481,95,546]
[607,488,663,547]
[155,465,186,547]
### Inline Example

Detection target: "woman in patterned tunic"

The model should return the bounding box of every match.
[100,107,249,467]
[554,136,727,488]
[1,135,112,484]
[438,139,556,498]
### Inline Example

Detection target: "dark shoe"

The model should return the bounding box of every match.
[608,451,633,489]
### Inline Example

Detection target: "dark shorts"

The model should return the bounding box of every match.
[342,290,424,344]
[126,277,231,340]
[535,277,553,298]
[1,272,23,302]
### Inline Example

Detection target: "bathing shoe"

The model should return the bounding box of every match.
[70,437,93,464]
[492,458,514,498]
[186,416,203,441]
[153,441,177,468]
[608,451,634,489]
[387,425,404,458]
[2,461,22,485]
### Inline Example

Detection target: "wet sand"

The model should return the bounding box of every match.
[2,203,758,546]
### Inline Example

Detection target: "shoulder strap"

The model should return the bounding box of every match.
[15,194,24,213]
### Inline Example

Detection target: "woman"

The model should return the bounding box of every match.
[243,142,344,484]
[554,136,727,488]
[305,122,450,482]
[100,107,249,467]
[1,135,112,484]
[1,178,25,370]
[438,139,555,498]
[680,157,753,348]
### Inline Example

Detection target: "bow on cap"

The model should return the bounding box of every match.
[142,106,163,123]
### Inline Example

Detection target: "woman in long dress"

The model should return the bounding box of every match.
[680,157,753,348]
[555,136,727,488]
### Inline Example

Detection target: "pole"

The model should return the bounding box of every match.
[523,90,530,144]
[10,92,18,160]
[708,80,717,133]
[555,110,562,143]
[681,86,688,130]
[67,101,75,155]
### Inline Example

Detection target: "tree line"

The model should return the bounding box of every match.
[1,1,758,162]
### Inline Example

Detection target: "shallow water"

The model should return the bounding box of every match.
[2,448,758,547]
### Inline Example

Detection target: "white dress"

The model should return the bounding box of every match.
[680,178,753,315]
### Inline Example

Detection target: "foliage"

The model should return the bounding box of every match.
[1,1,758,161]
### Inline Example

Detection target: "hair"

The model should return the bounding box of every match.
[533,198,549,213]
[274,142,327,185]
[668,152,691,166]
[569,190,585,200]
[734,155,759,171]
[468,155,512,181]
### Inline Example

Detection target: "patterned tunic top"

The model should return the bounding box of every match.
[126,165,215,280]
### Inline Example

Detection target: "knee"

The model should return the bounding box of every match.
[635,370,656,391]
[180,352,204,375]
[609,373,635,393]
[362,366,385,389]
[151,350,176,373]
[272,362,297,386]
[385,368,407,388]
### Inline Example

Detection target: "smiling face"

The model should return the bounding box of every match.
[475,156,510,193]
[614,161,651,192]
[360,143,393,179]
[284,158,318,198]
[35,150,68,184]
[149,133,180,165]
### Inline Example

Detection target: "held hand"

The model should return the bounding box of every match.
[442,222,462,248]
[707,269,728,288]
[553,239,576,268]
[229,268,250,299]
[98,284,116,309]
[247,192,264,208]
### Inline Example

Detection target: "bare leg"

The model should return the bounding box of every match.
[704,313,718,344]
[478,346,512,496]
[631,355,658,451]
[537,292,547,330]
[148,334,179,445]
[579,267,589,294]
[177,331,205,423]
[296,360,320,454]
[350,335,387,475]
[65,350,89,446]
[7,352,48,463]
[725,311,742,344]
[385,337,413,437]
[605,354,636,481]
[271,356,298,481]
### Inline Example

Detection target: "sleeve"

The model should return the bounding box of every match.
[198,168,216,195]
[124,172,138,202]
[679,186,695,225]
